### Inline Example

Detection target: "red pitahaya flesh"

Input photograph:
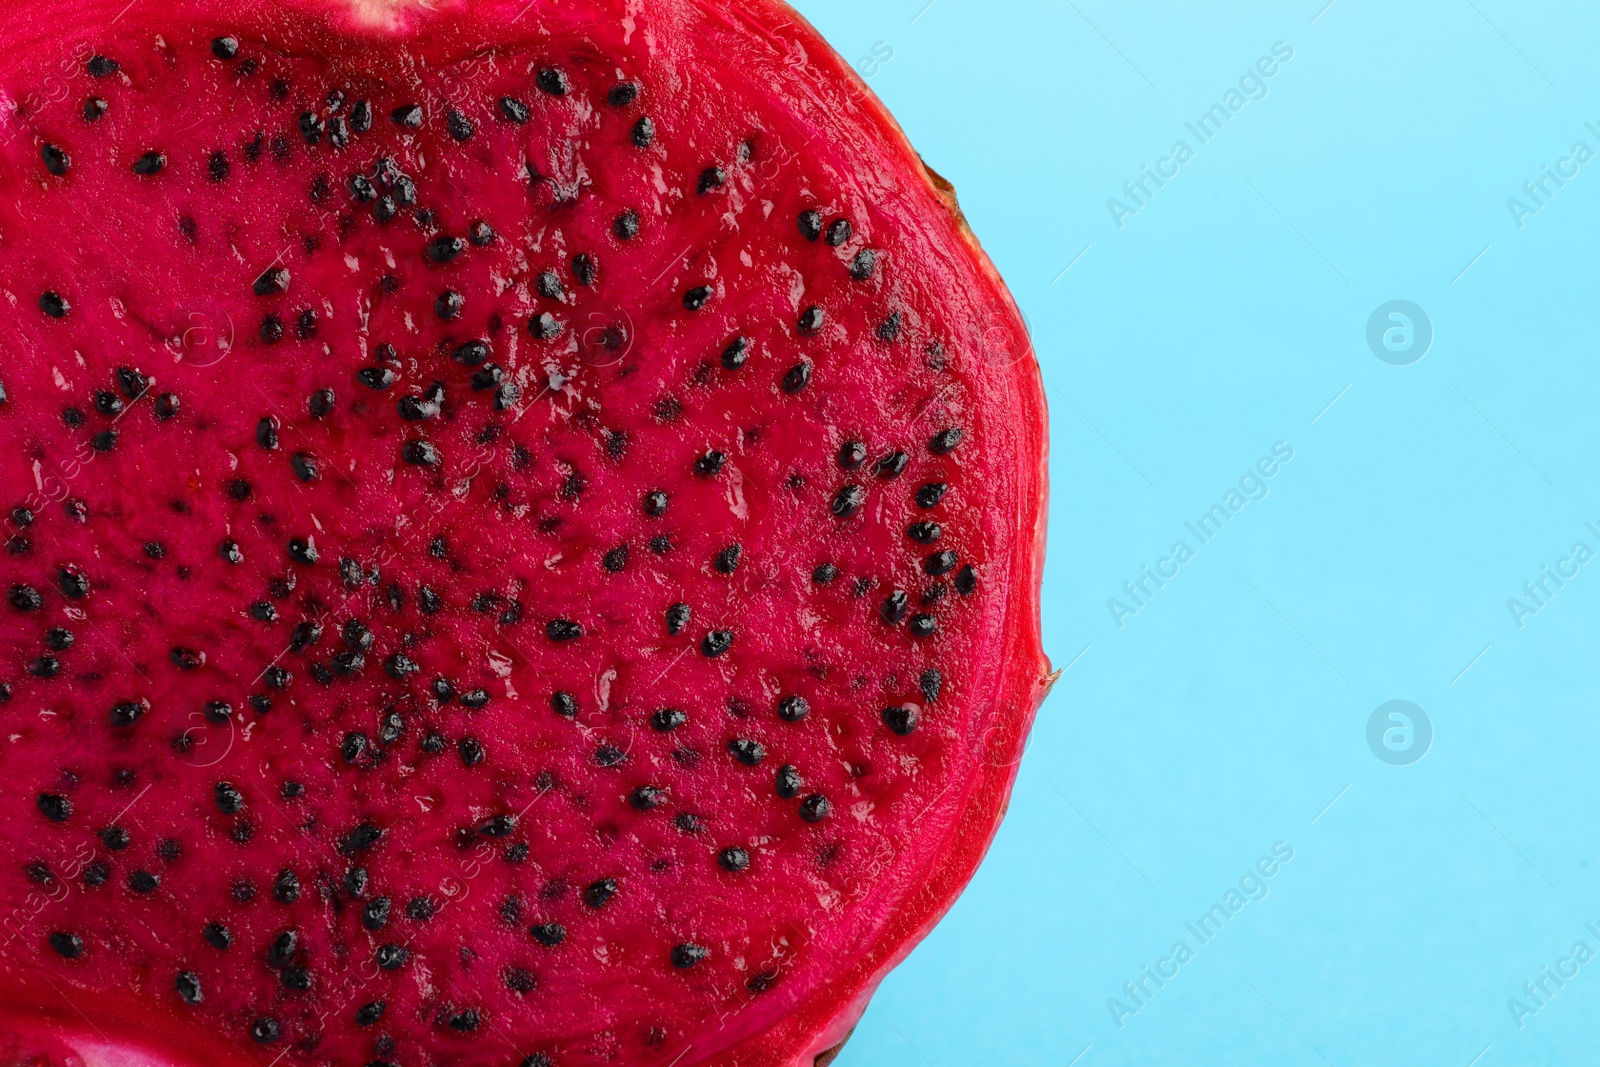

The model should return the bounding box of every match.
[0,0,1051,1064]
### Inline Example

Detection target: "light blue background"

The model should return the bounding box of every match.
[790,1,1600,1064]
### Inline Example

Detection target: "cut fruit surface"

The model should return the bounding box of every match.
[0,1,1051,1065]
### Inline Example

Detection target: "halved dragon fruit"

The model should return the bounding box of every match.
[0,0,1050,1064]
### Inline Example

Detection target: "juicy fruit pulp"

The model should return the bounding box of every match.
[0,1,1051,1065]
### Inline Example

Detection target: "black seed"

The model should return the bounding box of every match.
[8,584,41,612]
[614,209,641,241]
[355,1000,386,1026]
[362,897,392,931]
[530,922,566,946]
[954,564,979,596]
[631,115,655,147]
[781,361,814,393]
[391,104,423,128]
[129,870,160,893]
[831,484,866,519]
[665,602,692,635]
[258,312,285,343]
[697,165,726,194]
[254,416,282,451]
[684,286,713,311]
[298,111,324,145]
[718,847,750,872]
[545,617,584,643]
[536,270,565,299]
[883,704,919,735]
[418,586,443,614]
[444,339,492,369]
[826,219,853,247]
[372,195,397,222]
[357,366,398,391]
[583,878,617,908]
[608,82,639,107]
[211,35,239,60]
[43,627,74,651]
[881,591,910,626]
[909,613,939,638]
[776,764,802,799]
[602,545,629,573]
[876,451,910,479]
[41,143,70,176]
[251,266,291,298]
[573,252,598,286]
[850,249,879,281]
[497,96,531,124]
[87,55,119,77]
[651,707,688,732]
[878,311,904,342]
[714,545,743,574]
[629,786,666,811]
[729,739,766,766]
[80,860,107,886]
[202,921,232,950]
[383,653,420,680]
[290,452,319,483]
[642,490,670,517]
[695,450,726,477]
[341,731,369,764]
[26,655,58,678]
[349,99,373,132]
[48,931,84,959]
[459,736,486,766]
[448,1008,482,1033]
[547,691,578,720]
[777,695,810,722]
[152,392,179,421]
[797,307,824,335]
[702,630,734,658]
[799,794,832,822]
[529,311,563,339]
[595,743,626,768]
[671,942,710,969]
[83,97,108,122]
[930,428,966,454]
[56,567,88,600]
[799,210,824,241]
[89,429,117,453]
[39,291,69,318]
[916,482,949,509]
[214,781,244,815]
[272,868,299,903]
[908,522,943,545]
[536,66,571,95]
[436,290,465,319]
[132,151,166,176]
[428,235,465,263]
[461,688,490,710]
[402,440,442,467]
[446,108,475,141]
[37,793,71,822]
[924,550,960,578]
[250,1018,280,1044]
[286,538,319,566]
[838,441,869,470]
